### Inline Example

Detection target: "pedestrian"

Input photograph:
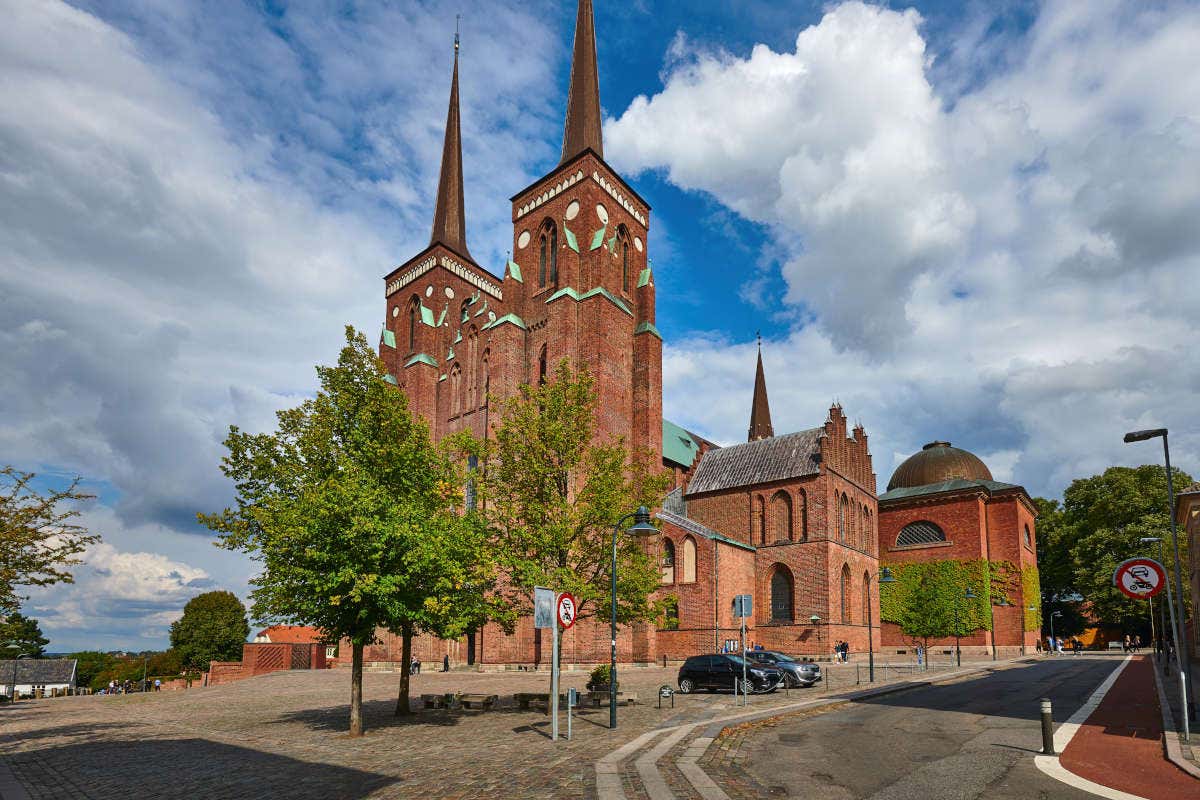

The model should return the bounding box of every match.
[1055,637,1064,655]
[1133,635,1141,652]
[1072,638,1082,656]
[1035,638,1042,654]
[1123,634,1131,652]
[154,678,161,692]
[442,654,450,672]
[916,645,924,667]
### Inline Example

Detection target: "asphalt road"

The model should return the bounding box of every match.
[738,656,1124,799]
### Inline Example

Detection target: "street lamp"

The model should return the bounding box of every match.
[1125,427,1194,721]
[1049,611,1062,655]
[953,587,977,667]
[3,644,31,704]
[865,568,895,682]
[1140,537,1171,674]
[609,505,657,730]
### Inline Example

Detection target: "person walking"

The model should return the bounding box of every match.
[1072,638,1082,656]
[442,654,450,672]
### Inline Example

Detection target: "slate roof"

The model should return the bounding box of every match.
[656,510,756,553]
[878,478,1023,504]
[685,428,823,496]
[0,658,76,684]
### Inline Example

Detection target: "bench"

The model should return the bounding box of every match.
[459,693,497,710]
[513,692,569,710]
[588,690,638,708]
[1107,641,1124,651]
[421,693,452,709]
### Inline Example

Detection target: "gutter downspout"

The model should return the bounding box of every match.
[714,538,720,652]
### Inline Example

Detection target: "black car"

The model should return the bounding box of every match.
[677,654,784,694]
[745,650,822,688]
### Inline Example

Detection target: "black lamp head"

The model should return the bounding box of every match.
[1124,428,1166,443]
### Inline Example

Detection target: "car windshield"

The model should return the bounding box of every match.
[723,655,755,668]
[768,652,796,663]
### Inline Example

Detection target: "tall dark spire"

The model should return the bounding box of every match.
[748,334,774,441]
[560,0,603,164]
[430,24,471,260]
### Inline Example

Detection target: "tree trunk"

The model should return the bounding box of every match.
[395,623,414,716]
[349,640,364,737]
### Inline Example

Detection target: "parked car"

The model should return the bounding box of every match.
[676,654,784,694]
[744,650,822,688]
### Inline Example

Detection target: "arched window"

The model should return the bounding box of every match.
[662,596,680,631]
[861,504,868,550]
[538,220,558,288]
[837,494,847,542]
[449,364,462,416]
[466,327,478,409]
[460,300,470,323]
[681,536,697,583]
[770,566,794,622]
[408,296,420,352]
[862,571,870,623]
[661,539,676,584]
[1024,524,1032,548]
[618,225,630,292]
[539,227,548,287]
[770,490,792,542]
[865,508,872,554]
[537,345,547,385]
[840,563,851,623]
[896,520,947,547]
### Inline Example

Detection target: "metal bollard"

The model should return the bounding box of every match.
[1040,698,1055,755]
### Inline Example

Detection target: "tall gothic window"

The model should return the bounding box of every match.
[756,496,766,546]
[537,345,547,385]
[798,489,808,541]
[408,297,420,353]
[538,221,558,288]
[840,563,851,623]
[770,490,792,542]
[619,226,630,292]
[770,566,794,622]
[466,327,478,409]
[837,494,847,542]
[450,364,462,416]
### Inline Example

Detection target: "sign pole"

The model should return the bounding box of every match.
[740,613,747,706]
[551,598,560,742]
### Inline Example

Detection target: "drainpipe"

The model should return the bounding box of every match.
[714,538,720,652]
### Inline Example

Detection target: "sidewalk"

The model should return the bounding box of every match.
[1059,655,1198,799]
[1156,652,1199,769]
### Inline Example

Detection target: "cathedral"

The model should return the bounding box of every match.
[365,0,1040,668]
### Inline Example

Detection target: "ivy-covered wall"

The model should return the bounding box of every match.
[879,559,1042,639]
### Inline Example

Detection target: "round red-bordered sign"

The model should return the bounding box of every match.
[556,592,578,629]
[1112,557,1167,599]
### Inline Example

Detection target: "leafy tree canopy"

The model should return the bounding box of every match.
[168,590,250,671]
[0,611,49,657]
[0,467,100,613]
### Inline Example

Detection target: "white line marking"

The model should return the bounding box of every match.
[1034,655,1148,800]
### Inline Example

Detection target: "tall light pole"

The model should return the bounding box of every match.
[609,506,657,730]
[866,568,895,682]
[1125,428,1194,721]
[3,644,31,704]
[954,587,977,667]
[1140,537,1172,673]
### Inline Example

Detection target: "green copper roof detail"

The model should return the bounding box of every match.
[563,225,580,253]
[439,373,447,382]
[419,304,435,326]
[634,321,662,339]
[590,226,606,250]
[404,353,437,368]
[474,299,488,317]
[546,286,582,303]
[380,328,397,348]
[383,373,398,385]
[507,259,522,282]
[453,330,462,344]
[483,312,527,331]
[662,419,701,468]
[607,233,617,251]
[580,286,633,316]
[637,267,652,288]
[437,304,448,327]
[446,347,455,362]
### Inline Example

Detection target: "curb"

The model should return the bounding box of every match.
[1149,656,1200,780]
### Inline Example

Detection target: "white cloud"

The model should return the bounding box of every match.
[612,1,1200,494]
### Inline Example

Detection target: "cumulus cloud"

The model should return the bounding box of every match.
[611,0,1200,492]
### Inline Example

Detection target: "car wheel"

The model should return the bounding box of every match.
[678,677,695,694]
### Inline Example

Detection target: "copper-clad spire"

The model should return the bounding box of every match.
[430,24,471,259]
[560,0,603,164]
[748,333,774,441]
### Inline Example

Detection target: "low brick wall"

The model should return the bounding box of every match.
[206,643,328,686]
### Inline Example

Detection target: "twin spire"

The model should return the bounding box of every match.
[427,1,603,258]
[748,334,774,441]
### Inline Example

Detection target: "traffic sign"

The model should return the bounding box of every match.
[1112,557,1167,599]
[733,594,753,618]
[557,592,578,629]
[534,587,555,629]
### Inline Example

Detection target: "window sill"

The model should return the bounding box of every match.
[888,540,954,552]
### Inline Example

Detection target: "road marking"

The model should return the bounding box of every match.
[595,728,666,800]
[1034,655,1147,800]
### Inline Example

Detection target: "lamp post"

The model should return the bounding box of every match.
[3,644,31,704]
[1125,428,1194,721]
[866,568,895,682]
[609,505,657,730]
[953,587,977,667]
[1140,537,1172,673]
[1049,611,1062,655]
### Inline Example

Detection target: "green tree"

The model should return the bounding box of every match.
[69,651,117,689]
[168,591,250,671]
[201,326,500,734]
[455,360,670,675]
[0,611,49,656]
[0,467,100,613]
[1059,464,1192,631]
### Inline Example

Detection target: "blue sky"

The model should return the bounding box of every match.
[2,0,1198,651]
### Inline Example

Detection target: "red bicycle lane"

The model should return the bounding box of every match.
[1059,655,1197,799]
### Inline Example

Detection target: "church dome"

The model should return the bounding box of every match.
[886,441,993,491]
